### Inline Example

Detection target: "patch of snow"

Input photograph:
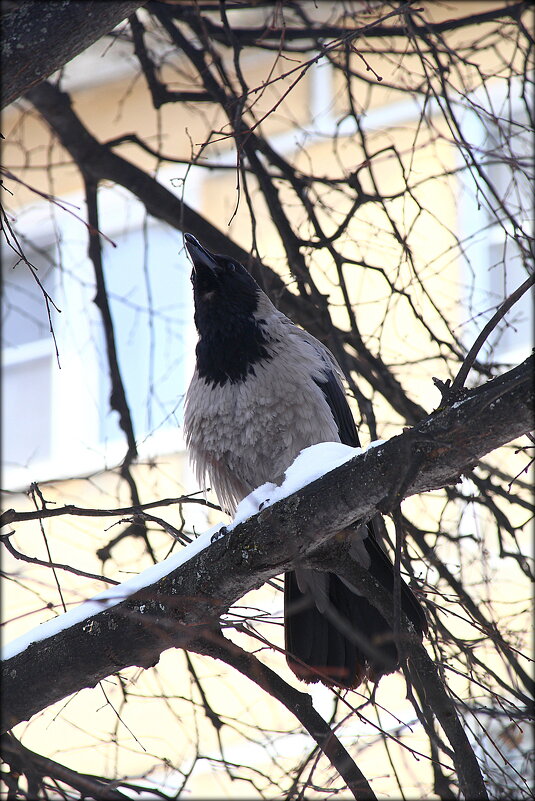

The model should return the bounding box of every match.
[231,441,374,525]
[367,439,386,449]
[232,482,277,526]
[451,397,470,409]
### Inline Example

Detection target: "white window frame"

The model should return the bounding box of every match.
[456,79,533,364]
[2,165,201,490]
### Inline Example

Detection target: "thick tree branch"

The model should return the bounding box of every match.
[1,0,148,109]
[1,733,131,801]
[197,633,377,801]
[23,82,294,305]
[2,355,532,735]
[83,176,156,561]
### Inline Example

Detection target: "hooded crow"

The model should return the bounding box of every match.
[183,233,427,688]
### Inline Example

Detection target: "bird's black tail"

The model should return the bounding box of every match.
[284,532,427,688]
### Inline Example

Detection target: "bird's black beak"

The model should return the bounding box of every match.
[184,233,222,275]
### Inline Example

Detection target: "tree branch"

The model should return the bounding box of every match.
[0,495,218,527]
[1,733,132,800]
[196,633,378,801]
[2,355,532,734]
[448,273,535,398]
[314,540,488,800]
[161,2,527,46]
[1,0,148,109]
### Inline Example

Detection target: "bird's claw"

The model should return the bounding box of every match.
[211,526,228,544]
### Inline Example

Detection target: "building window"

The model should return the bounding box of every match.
[459,95,533,365]
[2,242,56,468]
[2,183,194,488]
[98,219,191,446]
[484,111,533,362]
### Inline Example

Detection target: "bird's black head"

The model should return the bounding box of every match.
[184,233,260,324]
[184,234,271,385]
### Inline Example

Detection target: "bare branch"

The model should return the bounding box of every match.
[448,274,535,398]
[0,495,218,527]
[197,633,378,801]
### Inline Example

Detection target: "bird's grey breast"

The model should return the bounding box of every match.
[184,330,341,511]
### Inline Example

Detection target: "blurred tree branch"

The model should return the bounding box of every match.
[1,0,148,109]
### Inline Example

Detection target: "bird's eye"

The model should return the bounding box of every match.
[226,260,236,272]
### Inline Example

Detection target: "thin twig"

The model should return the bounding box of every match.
[449,273,535,396]
[1,533,119,585]
[0,495,219,528]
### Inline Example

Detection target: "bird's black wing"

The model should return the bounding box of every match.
[314,366,360,448]
[317,360,427,632]
[285,348,427,688]
[313,363,428,637]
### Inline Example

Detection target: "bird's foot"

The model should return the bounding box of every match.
[211,526,228,544]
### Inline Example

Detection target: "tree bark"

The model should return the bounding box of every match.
[1,0,148,109]
[2,354,532,733]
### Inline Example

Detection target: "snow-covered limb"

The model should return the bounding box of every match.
[2,355,532,736]
[1,525,220,663]
[2,441,376,663]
